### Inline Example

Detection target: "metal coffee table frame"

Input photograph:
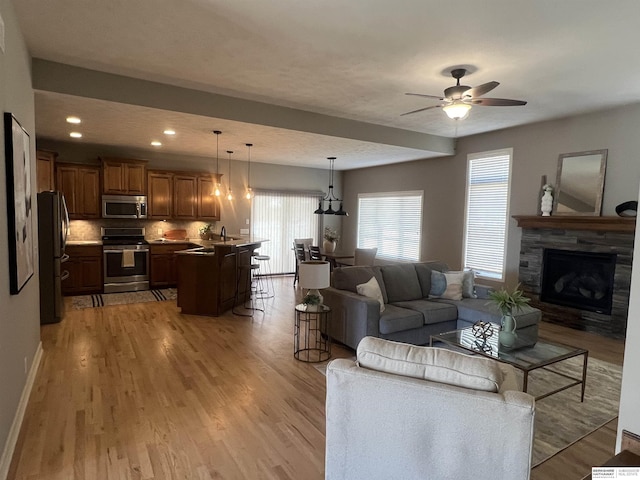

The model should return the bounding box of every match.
[430,327,588,402]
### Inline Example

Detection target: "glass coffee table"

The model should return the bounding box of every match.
[430,327,588,402]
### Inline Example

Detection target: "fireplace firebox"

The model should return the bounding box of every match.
[540,249,616,315]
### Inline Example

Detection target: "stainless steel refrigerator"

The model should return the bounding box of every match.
[37,191,70,324]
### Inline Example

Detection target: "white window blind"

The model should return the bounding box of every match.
[251,191,320,274]
[358,191,423,262]
[463,149,512,280]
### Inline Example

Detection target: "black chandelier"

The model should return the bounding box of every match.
[314,157,348,216]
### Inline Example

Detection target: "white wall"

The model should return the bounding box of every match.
[617,191,640,451]
[342,104,640,286]
[0,0,41,474]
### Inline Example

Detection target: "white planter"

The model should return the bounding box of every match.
[323,239,336,253]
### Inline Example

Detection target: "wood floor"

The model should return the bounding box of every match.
[8,277,625,479]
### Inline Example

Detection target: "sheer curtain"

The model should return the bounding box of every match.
[251,191,321,274]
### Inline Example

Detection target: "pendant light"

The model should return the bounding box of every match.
[314,157,348,216]
[226,150,234,201]
[245,143,254,200]
[212,130,222,196]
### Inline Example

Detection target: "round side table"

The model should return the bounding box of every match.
[294,304,331,362]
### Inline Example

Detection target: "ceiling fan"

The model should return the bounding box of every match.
[402,68,527,120]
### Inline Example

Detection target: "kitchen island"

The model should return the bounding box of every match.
[175,237,267,316]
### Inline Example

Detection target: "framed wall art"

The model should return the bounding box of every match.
[4,112,34,294]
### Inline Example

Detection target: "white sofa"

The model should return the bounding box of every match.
[325,337,536,480]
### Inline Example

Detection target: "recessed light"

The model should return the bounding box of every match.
[151,141,162,147]
[69,132,82,138]
[66,116,81,124]
[163,129,176,135]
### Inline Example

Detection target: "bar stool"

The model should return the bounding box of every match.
[252,252,274,299]
[233,263,264,316]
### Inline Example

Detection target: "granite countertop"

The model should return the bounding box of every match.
[176,236,268,255]
[66,240,103,246]
[190,236,268,248]
[148,238,194,245]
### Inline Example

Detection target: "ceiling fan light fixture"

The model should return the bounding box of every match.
[443,102,472,120]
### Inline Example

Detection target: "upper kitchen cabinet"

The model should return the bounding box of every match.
[198,174,221,221]
[56,163,101,219]
[173,174,198,219]
[101,158,147,195]
[36,150,57,193]
[148,170,222,220]
[147,171,174,219]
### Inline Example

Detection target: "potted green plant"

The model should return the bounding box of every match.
[302,292,322,312]
[199,223,213,240]
[323,227,339,253]
[488,284,531,347]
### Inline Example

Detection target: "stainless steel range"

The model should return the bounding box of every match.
[102,227,149,293]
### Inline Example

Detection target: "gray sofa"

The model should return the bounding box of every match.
[322,261,541,350]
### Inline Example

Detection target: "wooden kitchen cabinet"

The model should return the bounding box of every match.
[148,170,221,220]
[101,158,147,195]
[150,243,192,288]
[36,150,57,192]
[173,174,198,219]
[62,245,103,295]
[198,174,221,221]
[148,171,174,218]
[56,163,101,219]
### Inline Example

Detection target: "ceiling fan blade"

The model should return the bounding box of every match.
[464,81,499,98]
[405,93,446,101]
[400,104,443,116]
[471,97,527,106]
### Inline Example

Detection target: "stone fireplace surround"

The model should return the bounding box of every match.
[514,216,636,339]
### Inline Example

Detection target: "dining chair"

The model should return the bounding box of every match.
[309,245,323,260]
[293,243,308,285]
[354,247,378,266]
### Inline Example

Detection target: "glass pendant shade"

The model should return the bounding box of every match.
[443,102,472,120]
[245,143,254,200]
[212,130,222,196]
[226,150,233,201]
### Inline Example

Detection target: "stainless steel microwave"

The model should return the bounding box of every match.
[102,195,147,219]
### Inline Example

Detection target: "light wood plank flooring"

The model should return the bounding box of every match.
[8,277,625,479]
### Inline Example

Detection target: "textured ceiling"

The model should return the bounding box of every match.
[12,0,640,170]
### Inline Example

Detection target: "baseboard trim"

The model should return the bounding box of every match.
[0,342,43,480]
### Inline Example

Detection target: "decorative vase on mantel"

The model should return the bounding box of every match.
[540,185,553,216]
[499,313,518,348]
[323,239,336,253]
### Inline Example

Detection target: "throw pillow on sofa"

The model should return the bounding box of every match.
[448,269,477,298]
[430,270,477,300]
[356,276,385,313]
[430,271,464,300]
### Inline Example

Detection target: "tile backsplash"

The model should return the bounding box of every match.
[68,219,219,241]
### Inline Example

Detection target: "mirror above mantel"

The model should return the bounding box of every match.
[553,149,607,216]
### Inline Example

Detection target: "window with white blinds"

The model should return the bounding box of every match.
[251,191,321,274]
[358,191,423,262]
[463,148,513,281]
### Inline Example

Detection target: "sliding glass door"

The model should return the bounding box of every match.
[251,191,321,274]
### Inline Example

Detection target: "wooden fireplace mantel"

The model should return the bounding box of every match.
[512,215,636,233]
